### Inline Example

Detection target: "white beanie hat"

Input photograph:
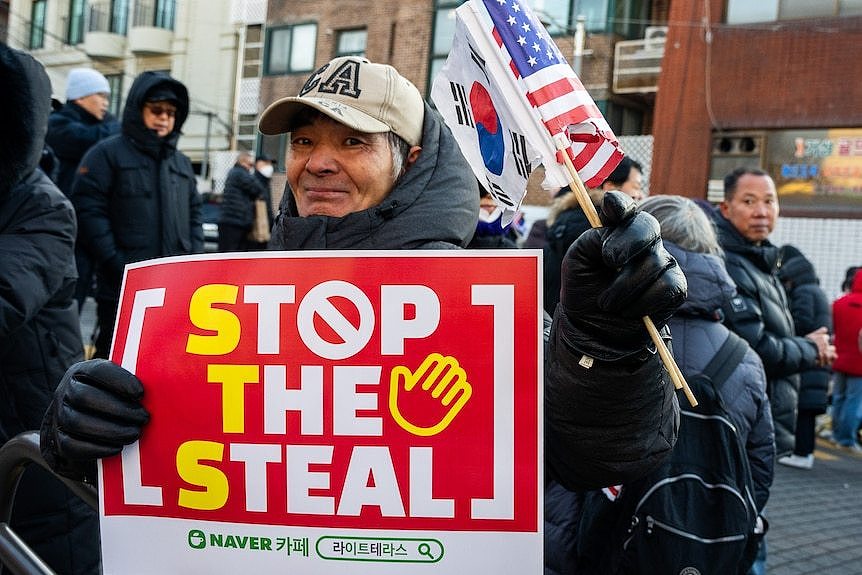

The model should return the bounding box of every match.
[66,68,111,101]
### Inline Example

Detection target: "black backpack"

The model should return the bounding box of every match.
[578,331,761,575]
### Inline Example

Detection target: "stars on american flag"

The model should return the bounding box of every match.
[490,0,560,70]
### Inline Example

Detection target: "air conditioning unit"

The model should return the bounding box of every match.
[709,133,766,181]
[644,26,668,51]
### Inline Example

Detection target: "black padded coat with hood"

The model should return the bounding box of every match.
[0,42,100,575]
[72,71,203,304]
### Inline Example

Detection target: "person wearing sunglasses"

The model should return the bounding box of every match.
[70,71,203,359]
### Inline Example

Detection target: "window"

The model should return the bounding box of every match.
[106,74,123,117]
[265,23,317,75]
[336,29,367,57]
[69,0,86,44]
[531,0,572,34]
[611,0,648,39]
[530,0,613,35]
[429,1,461,87]
[134,0,175,29]
[155,0,176,30]
[30,0,46,49]
[727,0,862,23]
[111,0,129,35]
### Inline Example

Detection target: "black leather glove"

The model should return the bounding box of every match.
[40,359,150,482]
[558,191,687,361]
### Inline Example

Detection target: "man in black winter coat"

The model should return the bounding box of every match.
[46,67,121,310]
[217,151,266,252]
[71,71,204,359]
[714,167,835,458]
[0,42,100,575]
[41,56,686,572]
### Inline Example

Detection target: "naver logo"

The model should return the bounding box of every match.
[187,529,275,552]
[188,530,206,550]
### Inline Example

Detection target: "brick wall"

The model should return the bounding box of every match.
[651,0,862,199]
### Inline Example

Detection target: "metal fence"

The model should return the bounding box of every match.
[0,433,97,575]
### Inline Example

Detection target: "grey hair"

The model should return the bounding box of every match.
[639,195,723,256]
[387,131,412,181]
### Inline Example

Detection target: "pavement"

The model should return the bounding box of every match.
[766,438,862,575]
[77,300,862,573]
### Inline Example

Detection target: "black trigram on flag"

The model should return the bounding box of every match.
[485,180,516,209]
[449,82,474,128]
[510,131,531,179]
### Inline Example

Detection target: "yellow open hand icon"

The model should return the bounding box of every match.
[389,353,473,436]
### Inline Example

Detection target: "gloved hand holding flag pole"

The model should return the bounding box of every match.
[431,0,696,406]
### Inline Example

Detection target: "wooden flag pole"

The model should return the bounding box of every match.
[552,134,697,407]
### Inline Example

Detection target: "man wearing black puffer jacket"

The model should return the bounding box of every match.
[0,42,100,574]
[714,167,834,459]
[72,71,204,359]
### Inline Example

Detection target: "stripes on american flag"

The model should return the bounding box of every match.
[480,0,623,187]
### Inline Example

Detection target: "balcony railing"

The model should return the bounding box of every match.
[612,36,666,94]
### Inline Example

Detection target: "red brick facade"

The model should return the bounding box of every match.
[651,2,862,199]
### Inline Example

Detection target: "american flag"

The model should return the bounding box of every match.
[474,0,623,188]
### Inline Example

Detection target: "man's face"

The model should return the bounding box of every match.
[602,167,643,201]
[620,168,644,201]
[142,101,177,138]
[720,173,779,244]
[76,92,109,121]
[286,115,398,218]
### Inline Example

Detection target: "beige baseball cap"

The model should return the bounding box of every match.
[258,56,425,146]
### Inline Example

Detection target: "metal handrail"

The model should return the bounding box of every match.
[0,432,98,575]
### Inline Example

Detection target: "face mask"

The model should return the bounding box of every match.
[258,164,274,178]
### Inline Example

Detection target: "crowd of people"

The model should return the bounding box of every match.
[2,41,861,575]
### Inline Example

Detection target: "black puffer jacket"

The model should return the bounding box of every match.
[714,215,819,456]
[72,71,203,303]
[0,42,100,575]
[665,242,774,510]
[777,246,832,412]
[543,205,591,315]
[219,163,265,228]
[46,101,119,196]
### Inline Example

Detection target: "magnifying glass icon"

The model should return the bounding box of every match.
[418,542,435,561]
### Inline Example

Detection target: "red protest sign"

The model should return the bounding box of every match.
[99,251,541,573]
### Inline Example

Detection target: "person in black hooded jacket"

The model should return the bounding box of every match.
[0,42,100,575]
[776,244,833,469]
[41,57,685,572]
[71,71,204,359]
